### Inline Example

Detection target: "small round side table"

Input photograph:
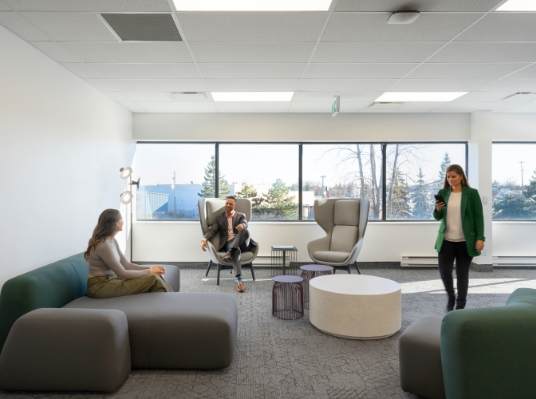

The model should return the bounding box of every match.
[272,275,304,320]
[299,264,334,309]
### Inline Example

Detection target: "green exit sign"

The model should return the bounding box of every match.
[331,95,340,116]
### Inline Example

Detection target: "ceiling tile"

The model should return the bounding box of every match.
[204,78,298,91]
[62,62,201,79]
[304,63,417,78]
[482,77,536,92]
[508,64,536,79]
[189,43,315,63]
[322,12,482,42]
[0,1,11,10]
[457,13,536,42]
[198,63,306,78]
[111,91,211,103]
[32,41,193,63]
[120,101,217,113]
[0,11,48,40]
[408,63,530,80]
[312,42,441,62]
[21,12,117,41]
[7,0,171,12]
[177,11,326,43]
[86,78,207,92]
[297,78,395,94]
[335,0,503,12]
[389,78,487,91]
[431,42,536,63]
[214,103,291,113]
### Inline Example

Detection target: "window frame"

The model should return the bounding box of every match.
[135,140,468,222]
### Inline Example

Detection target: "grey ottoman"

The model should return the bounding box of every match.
[399,316,445,399]
[66,292,238,369]
[0,308,130,392]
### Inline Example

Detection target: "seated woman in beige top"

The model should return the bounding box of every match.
[84,208,170,298]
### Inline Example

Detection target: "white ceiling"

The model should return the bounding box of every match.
[2,0,536,113]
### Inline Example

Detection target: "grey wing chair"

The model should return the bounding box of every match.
[307,198,369,274]
[198,198,258,285]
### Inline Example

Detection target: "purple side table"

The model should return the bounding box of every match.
[272,275,304,320]
[299,264,334,309]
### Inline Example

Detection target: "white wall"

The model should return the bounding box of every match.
[133,221,439,263]
[134,112,469,141]
[0,26,133,286]
[133,113,468,262]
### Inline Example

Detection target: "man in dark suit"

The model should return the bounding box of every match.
[200,195,251,292]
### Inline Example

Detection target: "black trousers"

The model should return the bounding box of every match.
[220,229,250,277]
[438,240,473,308]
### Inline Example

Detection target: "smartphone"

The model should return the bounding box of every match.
[434,194,445,203]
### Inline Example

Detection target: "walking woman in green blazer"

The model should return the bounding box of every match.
[433,164,485,311]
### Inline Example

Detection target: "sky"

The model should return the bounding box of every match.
[493,144,536,185]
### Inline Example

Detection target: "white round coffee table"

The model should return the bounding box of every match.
[309,274,401,339]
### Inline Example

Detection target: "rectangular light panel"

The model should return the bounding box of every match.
[173,0,332,11]
[211,92,294,102]
[375,92,467,102]
[496,0,536,11]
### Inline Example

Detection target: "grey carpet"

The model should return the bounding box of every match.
[3,266,536,399]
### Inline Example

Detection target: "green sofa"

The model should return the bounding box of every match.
[400,287,536,399]
[0,254,237,372]
[441,287,536,399]
[0,254,88,351]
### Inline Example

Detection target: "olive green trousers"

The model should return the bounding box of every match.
[87,274,170,298]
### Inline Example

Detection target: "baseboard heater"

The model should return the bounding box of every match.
[493,256,536,267]
[400,256,438,267]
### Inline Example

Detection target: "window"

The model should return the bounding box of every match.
[385,143,466,220]
[133,143,215,220]
[134,141,468,222]
[493,143,536,220]
[219,144,299,220]
[302,144,382,220]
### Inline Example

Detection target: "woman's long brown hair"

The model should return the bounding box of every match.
[443,164,470,190]
[84,209,122,259]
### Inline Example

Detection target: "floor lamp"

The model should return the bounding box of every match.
[120,167,139,261]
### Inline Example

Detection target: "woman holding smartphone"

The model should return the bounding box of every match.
[434,164,485,311]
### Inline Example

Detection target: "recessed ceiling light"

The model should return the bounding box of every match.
[173,0,332,11]
[211,92,294,102]
[496,0,536,11]
[374,92,467,102]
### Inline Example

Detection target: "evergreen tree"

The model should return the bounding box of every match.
[524,170,536,218]
[494,192,531,219]
[436,152,451,190]
[525,169,536,199]
[390,169,411,218]
[237,183,257,198]
[199,155,230,198]
[411,168,431,219]
[261,179,296,219]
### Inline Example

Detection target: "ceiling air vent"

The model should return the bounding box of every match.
[169,92,207,102]
[101,14,182,41]
[368,101,404,107]
[502,91,536,101]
